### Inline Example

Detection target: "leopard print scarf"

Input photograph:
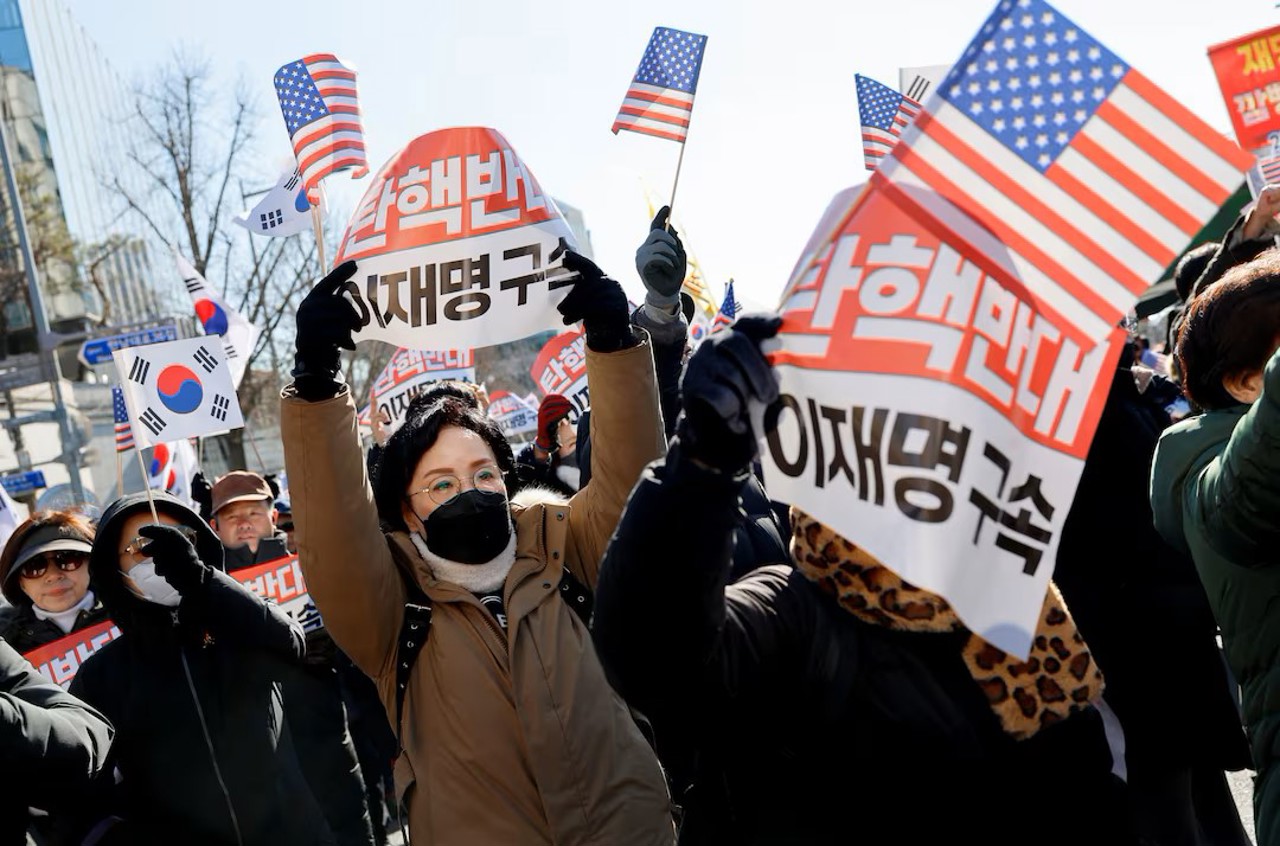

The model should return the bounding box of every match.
[790,508,1104,741]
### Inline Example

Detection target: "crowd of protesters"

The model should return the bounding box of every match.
[4,195,1280,846]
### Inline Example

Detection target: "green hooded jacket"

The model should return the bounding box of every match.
[1150,348,1280,773]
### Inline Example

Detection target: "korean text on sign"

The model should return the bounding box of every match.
[762,182,1124,659]
[531,329,590,423]
[1210,24,1280,152]
[334,127,579,351]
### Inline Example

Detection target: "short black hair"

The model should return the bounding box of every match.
[1174,242,1218,303]
[403,380,481,419]
[374,398,514,532]
[1176,248,1280,411]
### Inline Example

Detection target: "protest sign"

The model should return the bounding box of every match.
[763,183,1124,658]
[487,390,539,438]
[530,328,589,423]
[233,555,322,633]
[370,347,475,434]
[24,621,122,689]
[334,127,578,351]
[1210,25,1280,155]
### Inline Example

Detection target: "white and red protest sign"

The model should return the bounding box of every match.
[24,620,123,689]
[487,390,539,438]
[371,347,475,433]
[233,555,322,633]
[530,328,590,423]
[762,184,1126,659]
[335,127,578,350]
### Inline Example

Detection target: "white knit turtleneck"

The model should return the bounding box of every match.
[32,590,95,634]
[410,529,517,593]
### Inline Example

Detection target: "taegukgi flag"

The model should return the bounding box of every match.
[175,251,260,388]
[233,168,314,237]
[112,337,245,448]
[334,127,578,351]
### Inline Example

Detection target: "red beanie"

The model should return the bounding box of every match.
[536,394,573,450]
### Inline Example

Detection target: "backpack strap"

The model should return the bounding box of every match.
[393,566,590,740]
[395,581,432,742]
[558,566,593,625]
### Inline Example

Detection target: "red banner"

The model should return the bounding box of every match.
[23,620,122,689]
[530,329,590,422]
[1209,25,1280,152]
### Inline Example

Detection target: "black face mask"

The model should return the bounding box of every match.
[422,489,512,565]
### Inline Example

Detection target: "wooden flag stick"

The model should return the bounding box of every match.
[667,140,689,227]
[246,431,268,474]
[132,444,160,524]
[311,204,328,272]
[115,448,124,498]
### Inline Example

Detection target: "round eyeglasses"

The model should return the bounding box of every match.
[407,465,505,506]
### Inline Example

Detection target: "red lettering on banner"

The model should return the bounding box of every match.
[1210,24,1280,150]
[774,186,1117,458]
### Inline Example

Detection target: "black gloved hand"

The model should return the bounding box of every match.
[190,472,213,522]
[139,524,208,596]
[677,314,782,474]
[293,260,360,401]
[635,206,686,311]
[557,250,636,353]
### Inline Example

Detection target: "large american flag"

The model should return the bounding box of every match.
[857,74,922,172]
[878,0,1252,344]
[113,386,134,453]
[273,54,368,200]
[612,27,708,143]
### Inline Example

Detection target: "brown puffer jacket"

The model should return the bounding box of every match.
[281,340,674,846]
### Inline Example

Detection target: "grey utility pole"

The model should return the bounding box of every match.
[0,102,87,504]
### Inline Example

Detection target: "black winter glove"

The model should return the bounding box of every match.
[677,314,782,474]
[190,472,213,522]
[292,260,361,401]
[138,524,208,596]
[634,206,686,311]
[557,250,636,353]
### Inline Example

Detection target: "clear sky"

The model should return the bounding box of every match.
[64,0,1280,312]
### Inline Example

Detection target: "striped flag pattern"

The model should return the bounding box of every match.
[857,74,922,171]
[877,0,1252,345]
[612,27,708,143]
[273,54,368,200]
[112,386,134,453]
[1258,153,1280,185]
[710,279,741,334]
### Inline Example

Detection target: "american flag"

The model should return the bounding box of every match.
[273,54,368,201]
[112,386,134,453]
[612,27,708,143]
[877,0,1252,344]
[1258,153,1280,185]
[711,279,741,334]
[857,74,922,171]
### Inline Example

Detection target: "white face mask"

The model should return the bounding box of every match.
[126,559,182,607]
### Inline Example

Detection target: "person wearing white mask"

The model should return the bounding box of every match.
[67,491,338,846]
[0,510,108,654]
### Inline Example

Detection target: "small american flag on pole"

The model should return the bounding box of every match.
[877,0,1252,344]
[612,27,708,143]
[273,54,368,201]
[1258,153,1280,185]
[113,386,134,453]
[710,279,741,334]
[857,74,921,172]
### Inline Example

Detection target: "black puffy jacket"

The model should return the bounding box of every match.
[68,492,335,846]
[0,638,113,846]
[593,444,1129,845]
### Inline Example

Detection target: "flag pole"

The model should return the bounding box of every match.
[132,445,160,524]
[246,430,268,474]
[667,140,689,228]
[115,448,124,497]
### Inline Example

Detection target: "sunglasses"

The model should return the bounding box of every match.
[19,550,88,580]
[122,525,199,558]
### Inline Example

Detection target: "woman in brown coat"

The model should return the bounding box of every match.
[281,254,673,846]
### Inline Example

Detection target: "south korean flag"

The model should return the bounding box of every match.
[232,167,314,238]
[112,337,245,448]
